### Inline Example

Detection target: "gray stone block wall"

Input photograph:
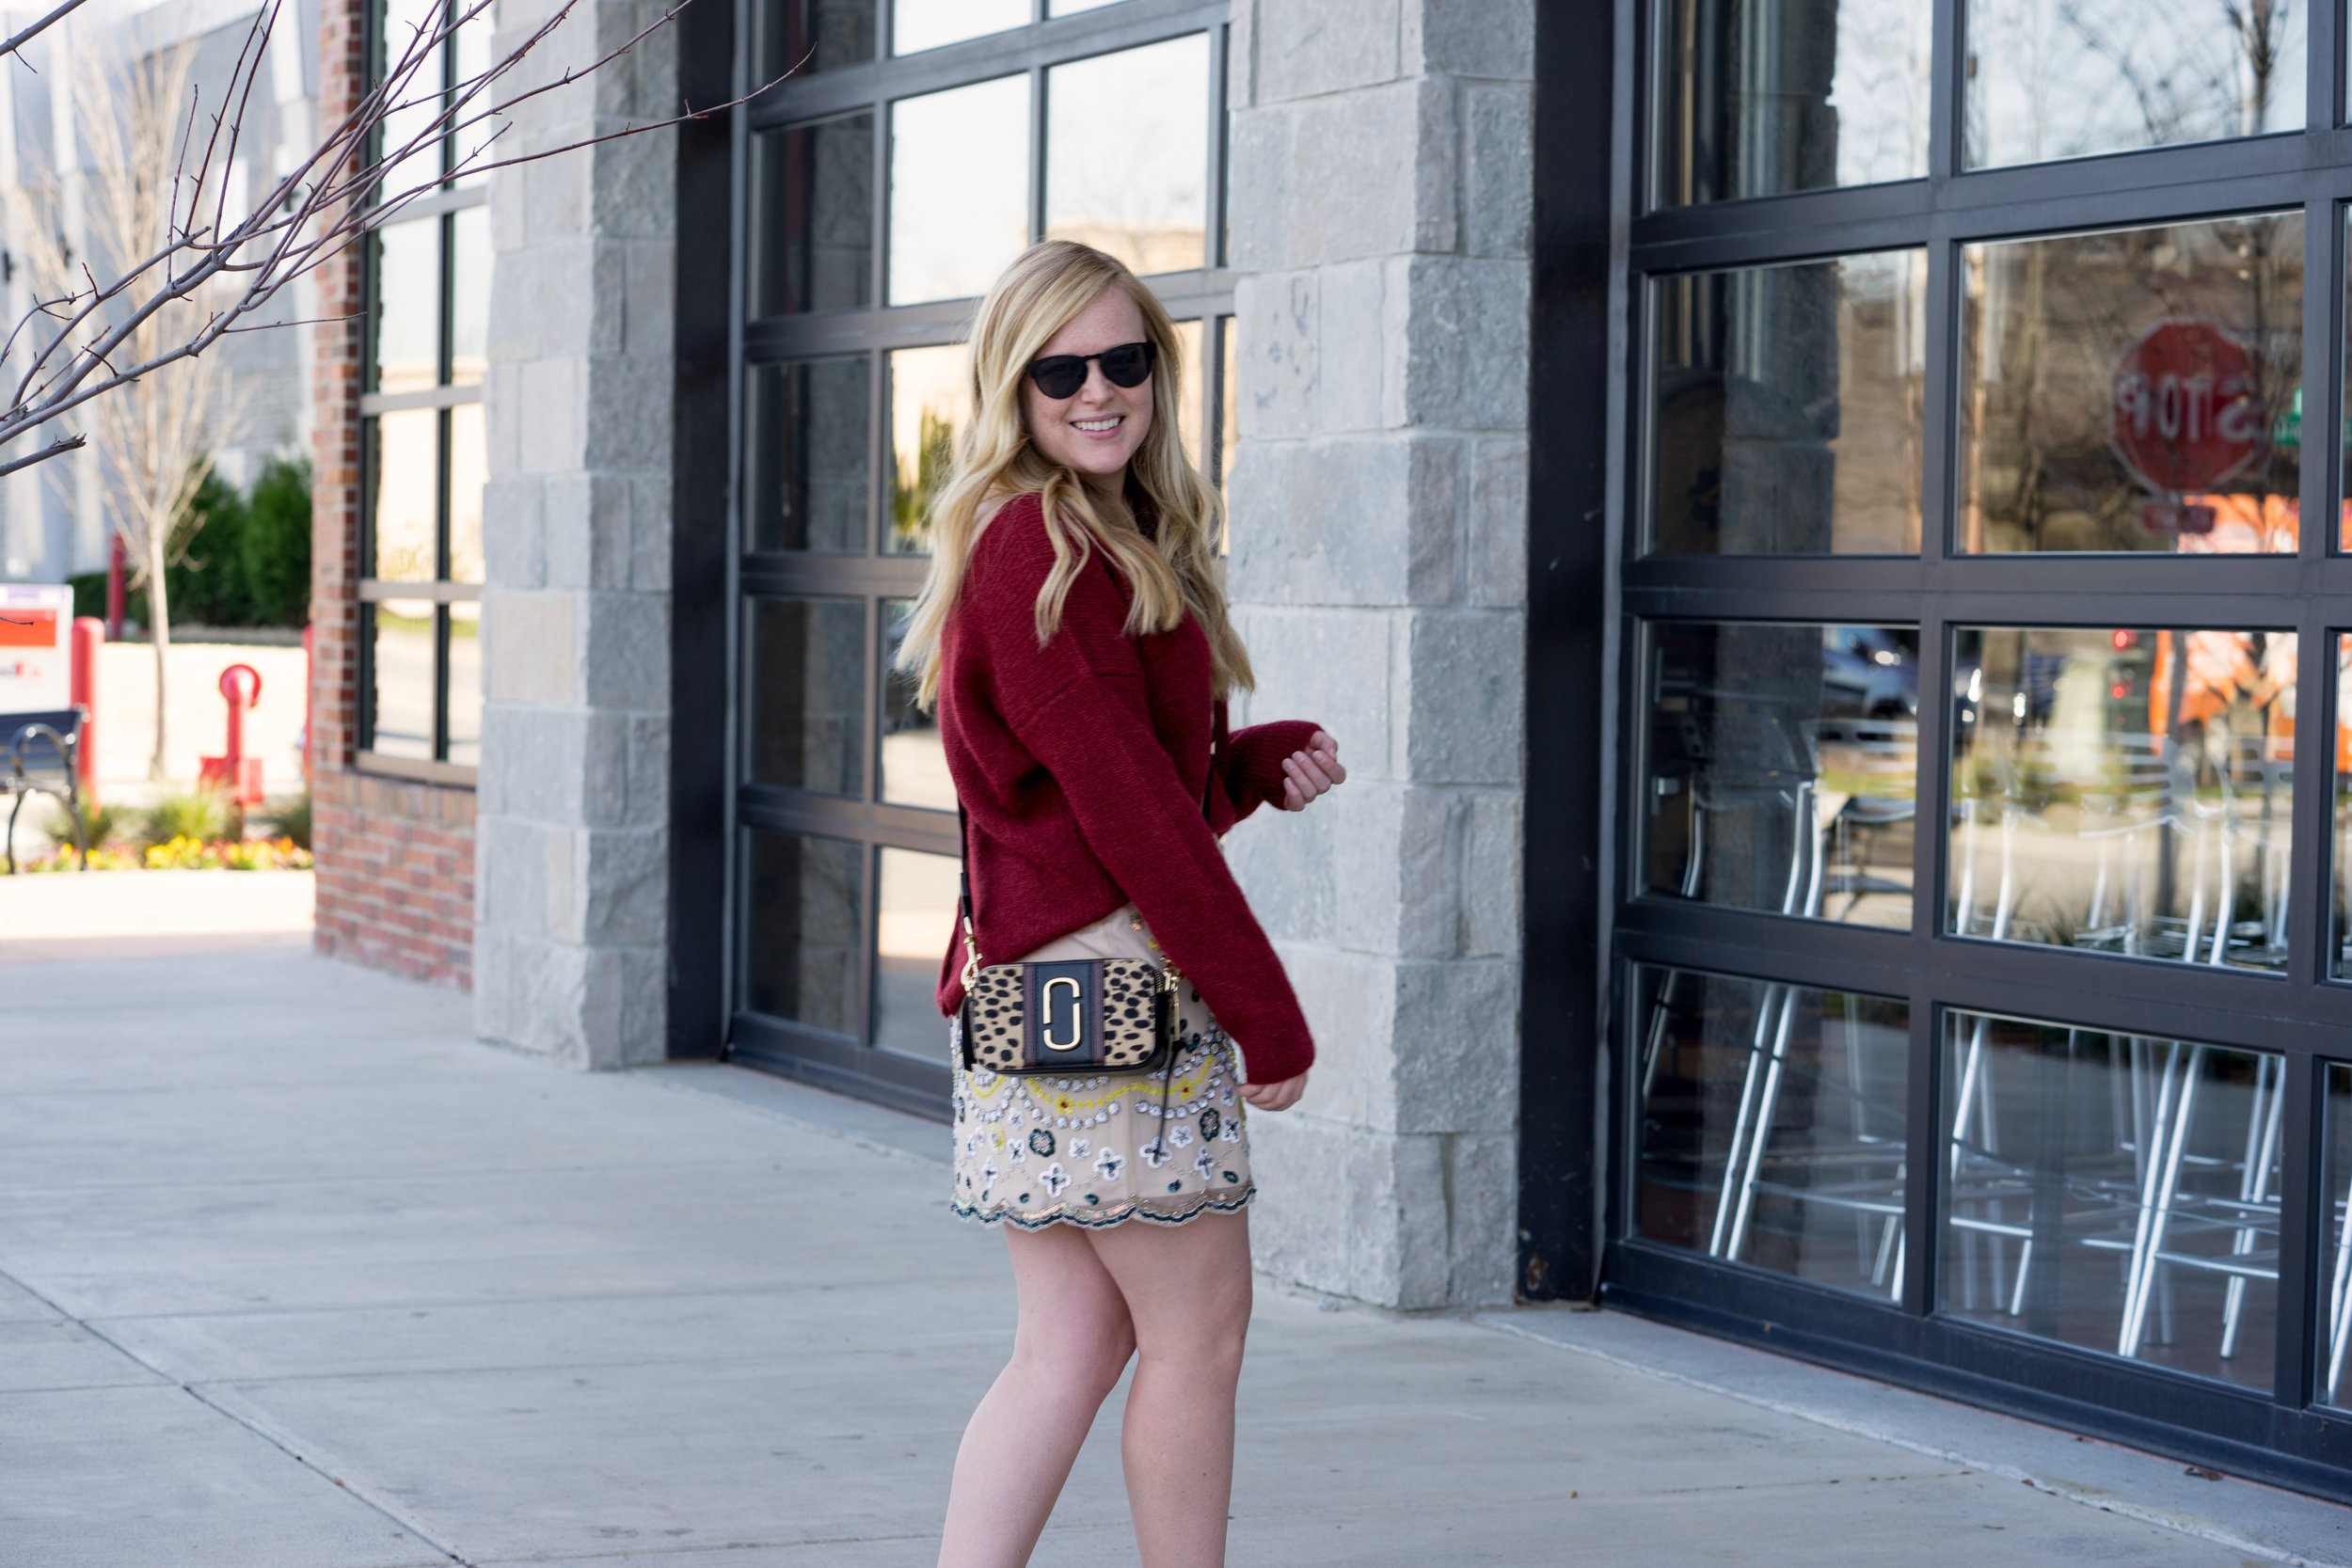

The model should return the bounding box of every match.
[1225,0,1532,1308]
[472,0,678,1069]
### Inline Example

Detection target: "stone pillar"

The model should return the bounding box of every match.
[471,0,677,1067]
[1223,0,1533,1308]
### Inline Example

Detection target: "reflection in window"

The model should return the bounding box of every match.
[447,600,482,768]
[1645,621,1918,929]
[1650,0,1930,208]
[745,831,863,1036]
[875,847,959,1059]
[376,0,447,193]
[2330,638,2352,974]
[880,599,953,809]
[749,357,871,552]
[1965,0,2305,168]
[753,114,875,317]
[1637,967,1910,1298]
[1960,214,2301,554]
[370,409,439,580]
[1217,314,1237,502]
[450,205,489,385]
[373,216,440,393]
[370,599,437,760]
[746,597,867,795]
[1172,319,1203,467]
[888,343,971,555]
[2319,1065,2352,1405]
[448,403,485,584]
[1650,251,1925,554]
[1050,0,1124,12]
[759,0,876,79]
[893,0,1026,54]
[1046,35,1208,276]
[889,74,1029,304]
[1950,626,2295,970]
[1944,1009,2278,1390]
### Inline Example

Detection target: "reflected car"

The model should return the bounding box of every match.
[1822,626,1918,719]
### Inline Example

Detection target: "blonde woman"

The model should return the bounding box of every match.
[898,240,1344,1568]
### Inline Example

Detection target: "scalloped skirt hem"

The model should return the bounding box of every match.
[953,1184,1256,1231]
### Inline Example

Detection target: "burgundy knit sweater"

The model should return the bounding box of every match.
[933,493,1322,1084]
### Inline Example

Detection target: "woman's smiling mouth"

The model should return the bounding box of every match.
[1073,416,1124,435]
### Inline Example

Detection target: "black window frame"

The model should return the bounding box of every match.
[1528,0,2352,1500]
[723,0,1237,1116]
[357,0,489,786]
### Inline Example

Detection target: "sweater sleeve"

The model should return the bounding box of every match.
[966,521,1317,1083]
[1211,713,1324,831]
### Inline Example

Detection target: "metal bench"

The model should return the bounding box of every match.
[2,707,87,872]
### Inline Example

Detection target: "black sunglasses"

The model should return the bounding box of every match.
[1025,340,1156,401]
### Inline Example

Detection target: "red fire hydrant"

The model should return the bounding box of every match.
[198,663,265,805]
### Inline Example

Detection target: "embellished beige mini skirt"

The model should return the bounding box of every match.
[950,905,1253,1229]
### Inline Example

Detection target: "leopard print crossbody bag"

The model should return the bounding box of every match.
[954,740,1222,1077]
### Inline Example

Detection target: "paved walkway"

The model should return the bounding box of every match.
[5,945,2352,1566]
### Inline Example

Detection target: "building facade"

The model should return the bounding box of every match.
[310,0,2352,1501]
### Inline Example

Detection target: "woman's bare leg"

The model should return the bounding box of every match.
[1087,1209,1253,1568]
[937,1223,1136,1568]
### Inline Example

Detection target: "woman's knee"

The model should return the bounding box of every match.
[1010,1304,1136,1397]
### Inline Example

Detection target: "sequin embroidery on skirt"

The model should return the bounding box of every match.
[948,906,1253,1230]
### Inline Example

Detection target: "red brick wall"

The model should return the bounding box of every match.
[310,0,476,990]
[313,771,475,985]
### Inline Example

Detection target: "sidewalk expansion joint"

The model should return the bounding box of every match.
[0,1263,481,1567]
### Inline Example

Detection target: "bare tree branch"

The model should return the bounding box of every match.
[0,0,781,496]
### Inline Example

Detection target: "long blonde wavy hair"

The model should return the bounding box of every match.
[896,240,1253,709]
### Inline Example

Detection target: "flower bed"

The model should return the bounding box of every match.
[23,835,312,872]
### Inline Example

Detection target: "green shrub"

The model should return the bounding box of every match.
[259,788,311,850]
[240,458,311,628]
[140,785,232,847]
[164,469,251,627]
[62,458,310,632]
[43,793,132,849]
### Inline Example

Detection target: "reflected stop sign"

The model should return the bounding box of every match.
[2109,320,2265,497]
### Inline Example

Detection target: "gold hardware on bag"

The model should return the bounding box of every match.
[1041,976,1082,1050]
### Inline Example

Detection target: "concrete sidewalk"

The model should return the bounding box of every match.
[4,951,2351,1567]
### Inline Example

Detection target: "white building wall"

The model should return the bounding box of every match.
[470,0,676,1067]
[1223,0,1534,1308]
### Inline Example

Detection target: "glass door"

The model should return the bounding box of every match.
[1607,0,2352,1494]
[728,0,1237,1115]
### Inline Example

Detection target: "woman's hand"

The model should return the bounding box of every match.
[1279,731,1347,812]
[1241,1071,1308,1112]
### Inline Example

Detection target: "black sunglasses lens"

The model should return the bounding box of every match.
[1100,342,1154,388]
[1028,356,1087,399]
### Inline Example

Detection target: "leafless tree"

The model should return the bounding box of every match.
[0,0,734,489]
[8,34,249,777]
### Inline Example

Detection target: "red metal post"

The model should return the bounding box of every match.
[70,617,102,800]
[105,533,125,641]
[200,663,266,805]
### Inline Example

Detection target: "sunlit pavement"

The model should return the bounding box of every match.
[3,943,2350,1566]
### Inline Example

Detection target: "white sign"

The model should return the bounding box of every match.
[0,583,72,713]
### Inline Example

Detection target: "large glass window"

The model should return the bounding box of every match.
[1645,621,1919,929]
[1045,34,1210,276]
[1964,0,2306,169]
[1612,0,2352,1490]
[1651,0,1931,208]
[732,5,1235,1102]
[1636,966,1912,1298]
[1959,214,2302,556]
[1951,626,2296,971]
[359,0,491,782]
[1650,251,1927,555]
[1943,1009,2278,1391]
